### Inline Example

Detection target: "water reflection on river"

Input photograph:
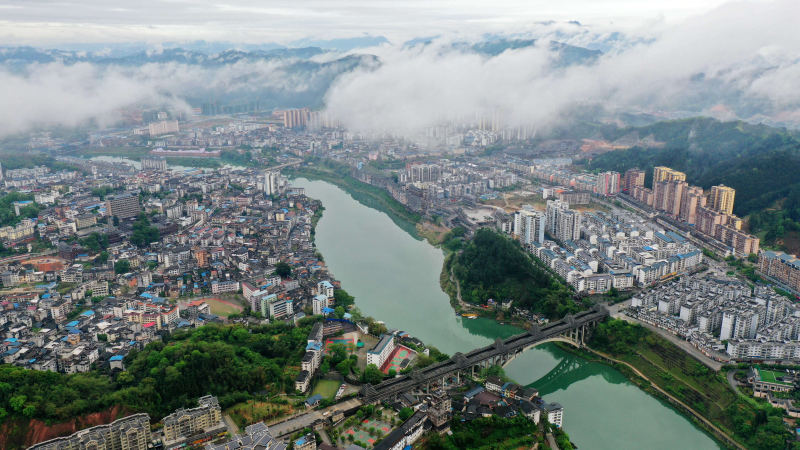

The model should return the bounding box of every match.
[294,177,721,450]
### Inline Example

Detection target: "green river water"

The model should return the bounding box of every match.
[294,178,721,450]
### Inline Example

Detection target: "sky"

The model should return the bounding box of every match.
[0,0,798,139]
[0,0,735,45]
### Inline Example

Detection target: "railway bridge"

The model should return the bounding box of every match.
[360,305,609,403]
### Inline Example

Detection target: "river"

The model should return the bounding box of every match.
[293,178,721,450]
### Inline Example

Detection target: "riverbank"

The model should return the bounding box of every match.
[294,178,724,449]
[584,319,790,449]
[288,166,423,239]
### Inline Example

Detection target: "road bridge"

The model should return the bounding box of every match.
[359,305,609,403]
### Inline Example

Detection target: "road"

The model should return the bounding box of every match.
[267,398,362,438]
[727,370,741,395]
[222,414,239,435]
[546,432,559,450]
[585,347,746,450]
[613,312,726,371]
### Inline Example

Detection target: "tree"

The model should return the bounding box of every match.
[388,369,397,378]
[319,360,330,375]
[275,262,292,278]
[398,407,414,421]
[334,306,345,319]
[131,214,160,248]
[114,259,131,274]
[361,364,384,385]
[95,251,109,265]
[9,394,26,412]
[333,289,355,308]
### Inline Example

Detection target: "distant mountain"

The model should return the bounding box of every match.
[288,35,390,51]
[0,46,328,67]
[403,37,602,66]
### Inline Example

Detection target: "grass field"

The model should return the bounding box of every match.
[757,368,791,385]
[202,297,244,317]
[226,400,295,429]
[312,379,340,400]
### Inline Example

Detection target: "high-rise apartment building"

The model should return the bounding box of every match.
[709,185,736,215]
[653,180,686,217]
[595,171,621,196]
[141,156,167,171]
[546,200,581,242]
[408,163,441,183]
[283,108,309,129]
[653,166,686,183]
[105,193,140,219]
[622,168,645,192]
[679,185,705,224]
[263,171,280,196]
[513,207,545,245]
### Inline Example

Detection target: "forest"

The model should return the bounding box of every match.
[583,118,800,251]
[0,321,315,425]
[450,228,579,319]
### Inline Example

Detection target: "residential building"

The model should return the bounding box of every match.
[29,413,151,450]
[105,193,140,219]
[513,207,545,245]
[679,185,704,224]
[595,171,620,196]
[543,403,564,428]
[163,395,226,447]
[148,120,180,136]
[709,185,736,215]
[206,422,286,450]
[141,156,168,170]
[653,166,686,183]
[623,168,645,192]
[758,251,800,294]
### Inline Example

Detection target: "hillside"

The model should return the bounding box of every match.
[590,319,790,449]
[585,118,800,252]
[0,321,315,447]
[448,228,578,319]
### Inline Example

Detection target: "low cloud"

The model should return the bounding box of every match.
[324,0,800,135]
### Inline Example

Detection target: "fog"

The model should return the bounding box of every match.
[0,0,798,138]
[324,0,800,134]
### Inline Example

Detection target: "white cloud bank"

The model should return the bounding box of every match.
[0,0,798,139]
[324,0,800,134]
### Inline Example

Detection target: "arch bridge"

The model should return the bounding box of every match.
[360,305,608,404]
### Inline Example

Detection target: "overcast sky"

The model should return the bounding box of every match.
[0,0,736,45]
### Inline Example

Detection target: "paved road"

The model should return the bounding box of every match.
[546,432,559,450]
[727,370,741,395]
[268,398,362,438]
[222,414,239,435]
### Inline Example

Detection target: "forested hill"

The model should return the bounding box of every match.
[449,229,579,319]
[584,118,800,251]
[0,321,314,448]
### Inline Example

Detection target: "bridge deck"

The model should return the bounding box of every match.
[362,308,608,402]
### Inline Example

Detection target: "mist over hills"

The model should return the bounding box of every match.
[0,0,799,138]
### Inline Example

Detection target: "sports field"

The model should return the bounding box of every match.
[758,368,792,386]
[325,337,356,353]
[342,418,392,447]
[380,345,415,374]
[203,297,244,317]
[312,379,341,400]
